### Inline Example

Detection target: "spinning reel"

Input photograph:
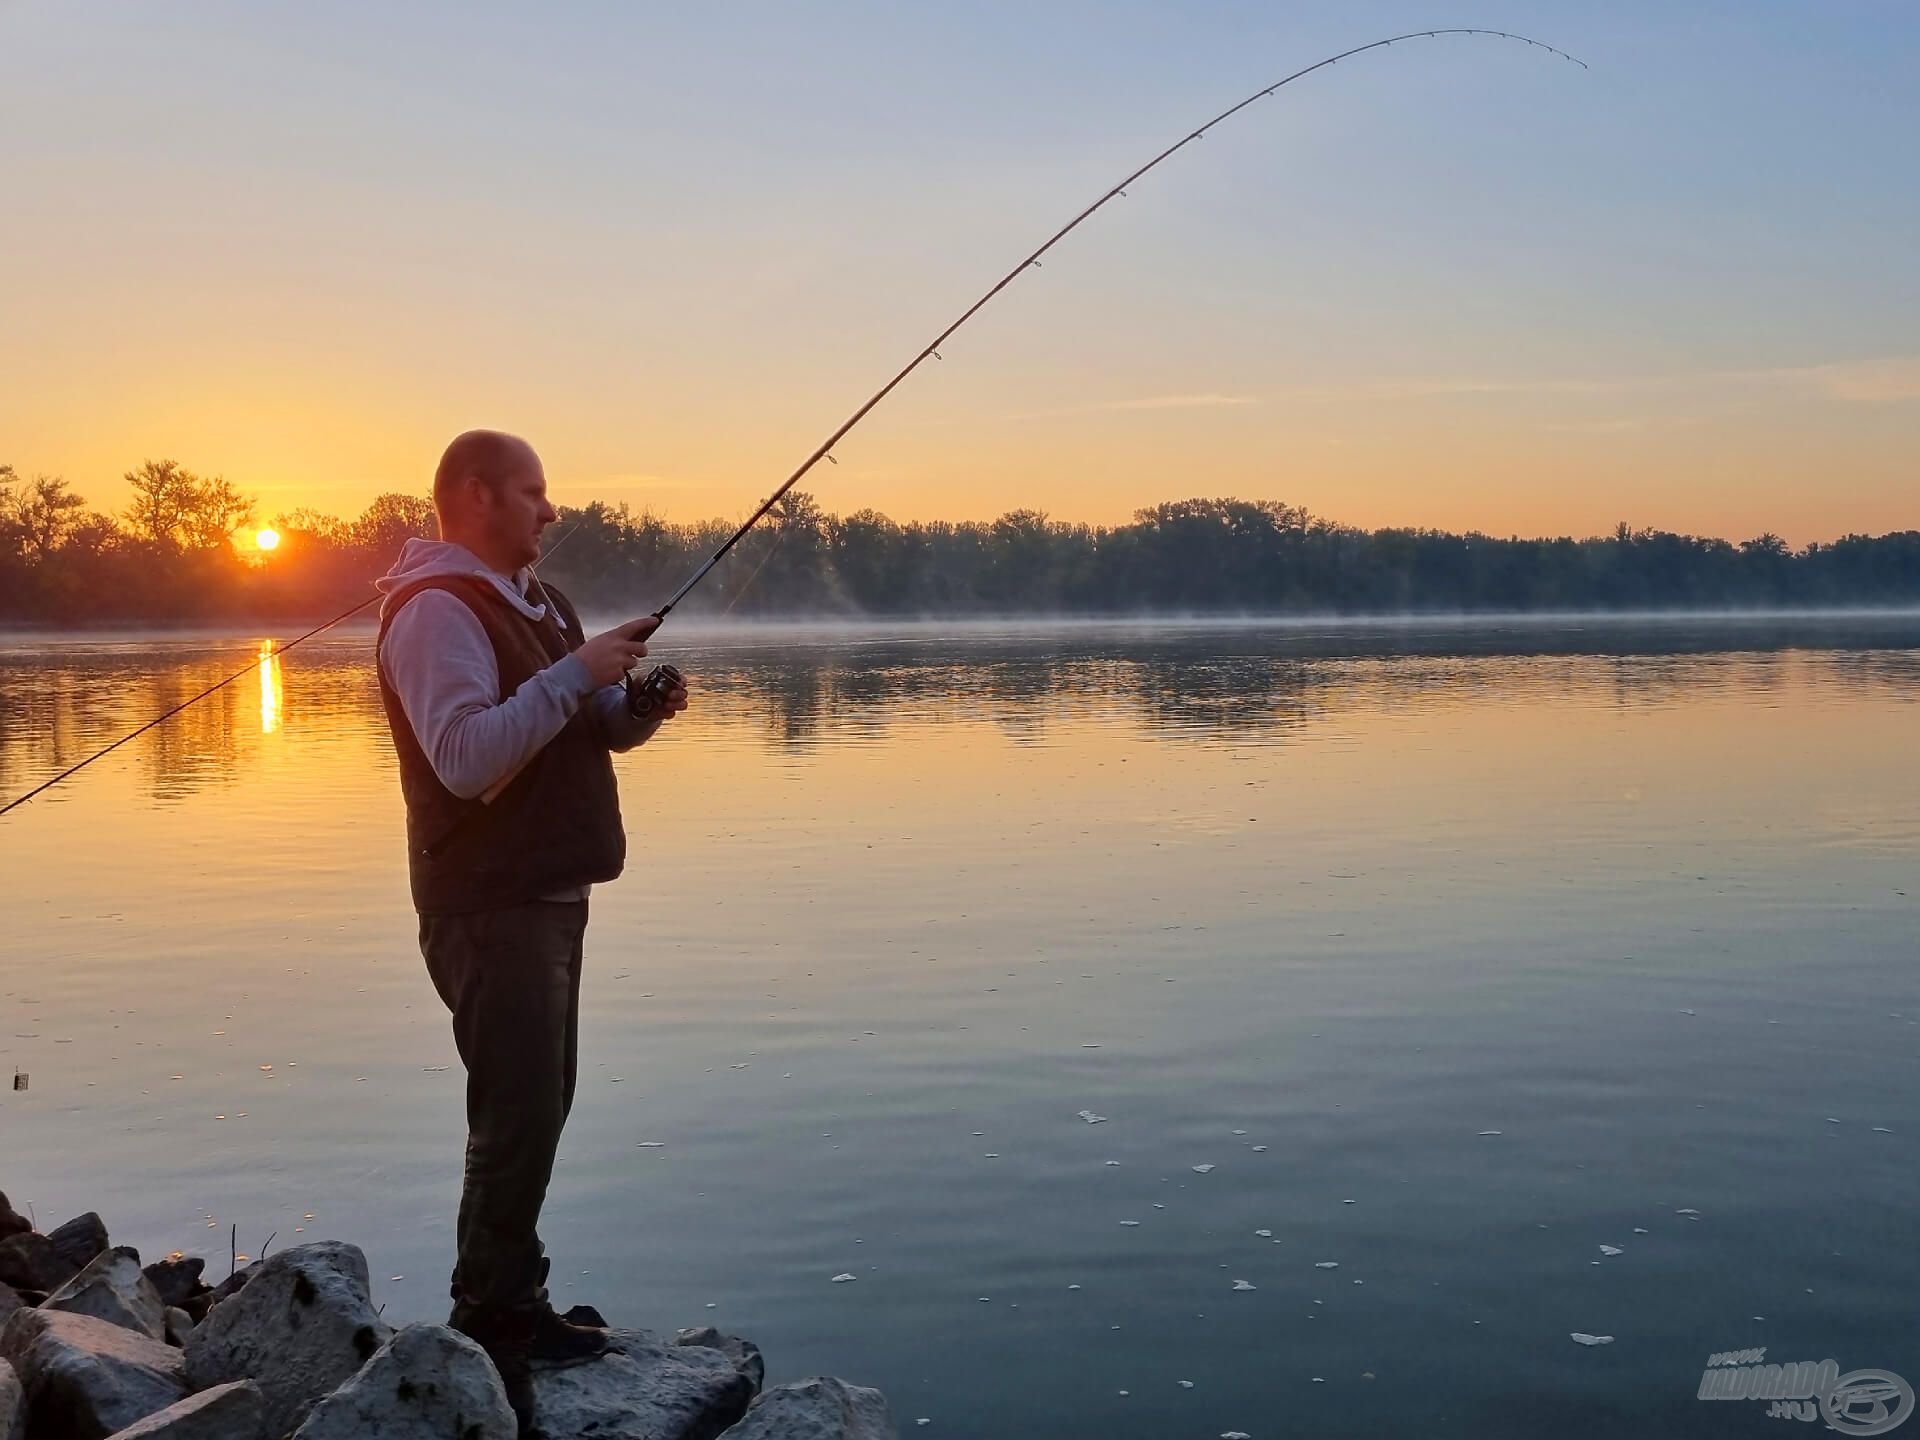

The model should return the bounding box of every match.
[624,663,685,722]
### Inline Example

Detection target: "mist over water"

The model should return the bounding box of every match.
[3,617,1917,1439]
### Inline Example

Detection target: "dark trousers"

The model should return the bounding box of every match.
[421,897,588,1317]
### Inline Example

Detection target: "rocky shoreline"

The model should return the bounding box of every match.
[0,1191,897,1440]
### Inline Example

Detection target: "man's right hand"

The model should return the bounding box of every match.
[572,617,661,687]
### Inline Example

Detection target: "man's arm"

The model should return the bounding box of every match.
[378,590,597,800]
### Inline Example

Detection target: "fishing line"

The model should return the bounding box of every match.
[0,524,581,816]
[720,523,793,617]
[3,28,1583,811]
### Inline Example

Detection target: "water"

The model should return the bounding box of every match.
[3,615,1917,1437]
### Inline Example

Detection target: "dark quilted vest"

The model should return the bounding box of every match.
[377,574,625,915]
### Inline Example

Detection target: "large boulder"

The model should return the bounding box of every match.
[45,1249,169,1341]
[0,1307,189,1439]
[530,1327,756,1440]
[674,1327,765,1395]
[0,1233,70,1293]
[182,1265,251,1327]
[0,1195,29,1241]
[1,1357,24,1440]
[100,1380,265,1440]
[49,1213,111,1276]
[184,1242,391,1440]
[200,1265,254,1309]
[290,1325,513,1440]
[720,1377,898,1440]
[142,1258,207,1311]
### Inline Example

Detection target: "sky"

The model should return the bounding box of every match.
[2,1,1916,545]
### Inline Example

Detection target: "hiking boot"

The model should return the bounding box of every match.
[527,1301,612,1365]
[449,1295,611,1358]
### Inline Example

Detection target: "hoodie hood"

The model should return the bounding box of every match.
[375,537,549,624]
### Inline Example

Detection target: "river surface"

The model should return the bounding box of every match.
[2,614,1917,1438]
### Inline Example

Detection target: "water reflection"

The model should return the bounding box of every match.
[4,615,1919,1440]
[258,641,283,736]
[3,615,1920,807]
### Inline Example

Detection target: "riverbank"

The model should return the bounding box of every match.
[0,1193,896,1439]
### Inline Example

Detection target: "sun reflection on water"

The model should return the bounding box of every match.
[257,640,282,735]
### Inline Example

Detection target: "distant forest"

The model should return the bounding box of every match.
[3,460,1919,623]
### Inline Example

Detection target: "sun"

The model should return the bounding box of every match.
[254,528,281,551]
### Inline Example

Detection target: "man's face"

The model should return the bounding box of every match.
[477,447,558,571]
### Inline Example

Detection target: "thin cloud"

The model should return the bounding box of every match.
[1273,356,1920,405]
[585,473,701,491]
[1009,392,1258,421]
[1535,414,1713,436]
[1794,357,1920,403]
[990,358,1919,427]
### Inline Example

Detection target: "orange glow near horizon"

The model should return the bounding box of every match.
[11,362,1917,551]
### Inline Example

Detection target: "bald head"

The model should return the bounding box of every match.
[434,430,537,516]
[432,429,557,573]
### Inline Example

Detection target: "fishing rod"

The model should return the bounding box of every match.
[642,27,1584,633]
[3,27,1583,810]
[623,26,1585,706]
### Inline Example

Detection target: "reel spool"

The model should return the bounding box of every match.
[624,663,684,721]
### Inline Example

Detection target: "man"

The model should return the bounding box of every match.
[374,429,687,1429]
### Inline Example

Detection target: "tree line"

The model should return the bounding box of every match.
[3,459,1919,624]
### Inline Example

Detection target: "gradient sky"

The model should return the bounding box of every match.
[3,1,1916,544]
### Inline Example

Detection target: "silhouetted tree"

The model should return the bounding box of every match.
[8,473,86,563]
[347,492,436,554]
[5,462,1920,623]
[123,460,254,551]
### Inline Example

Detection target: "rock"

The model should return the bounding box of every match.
[0,1307,188,1439]
[100,1380,264,1440]
[721,1376,898,1440]
[1,1358,23,1440]
[164,1310,195,1349]
[45,1250,169,1341]
[142,1259,207,1311]
[290,1325,513,1440]
[674,1327,765,1395]
[0,1285,21,1330]
[0,1234,70,1294]
[184,1242,391,1440]
[0,1194,29,1242]
[197,1265,255,1317]
[49,1214,111,1277]
[530,1327,755,1440]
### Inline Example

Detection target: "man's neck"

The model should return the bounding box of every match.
[447,535,522,584]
